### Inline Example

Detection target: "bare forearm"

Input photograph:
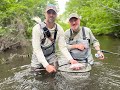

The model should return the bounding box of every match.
[94,45,101,51]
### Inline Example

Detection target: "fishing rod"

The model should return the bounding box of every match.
[101,50,120,56]
[92,48,120,56]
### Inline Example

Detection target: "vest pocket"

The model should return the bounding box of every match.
[41,43,55,57]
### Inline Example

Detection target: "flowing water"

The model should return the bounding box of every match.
[0,36,120,90]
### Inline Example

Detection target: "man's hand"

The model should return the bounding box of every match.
[74,43,85,50]
[69,59,80,70]
[70,59,78,64]
[45,65,56,73]
[97,51,104,60]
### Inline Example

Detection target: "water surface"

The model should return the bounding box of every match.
[0,36,120,90]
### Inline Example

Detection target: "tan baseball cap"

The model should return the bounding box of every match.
[68,13,82,21]
[45,4,57,13]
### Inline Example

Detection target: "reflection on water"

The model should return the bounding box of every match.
[0,36,120,90]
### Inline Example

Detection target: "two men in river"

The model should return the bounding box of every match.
[31,4,80,74]
[31,4,104,74]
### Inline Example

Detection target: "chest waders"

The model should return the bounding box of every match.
[31,24,58,74]
[40,24,58,58]
[69,27,90,63]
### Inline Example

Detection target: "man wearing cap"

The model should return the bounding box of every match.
[65,13,104,65]
[31,4,80,74]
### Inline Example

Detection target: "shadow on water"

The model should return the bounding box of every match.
[0,36,120,90]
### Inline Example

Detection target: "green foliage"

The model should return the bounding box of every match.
[26,27,32,39]
[62,0,120,36]
[56,16,70,31]
[57,21,70,31]
[0,0,57,38]
[0,28,6,37]
[1,0,120,38]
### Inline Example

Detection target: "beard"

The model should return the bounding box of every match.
[71,25,80,33]
[71,25,79,30]
[48,17,55,23]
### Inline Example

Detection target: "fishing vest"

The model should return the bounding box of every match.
[40,24,58,58]
[69,27,90,62]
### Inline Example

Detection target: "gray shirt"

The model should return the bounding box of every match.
[65,26,100,64]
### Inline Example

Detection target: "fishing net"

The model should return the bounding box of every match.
[56,63,91,82]
[58,63,91,73]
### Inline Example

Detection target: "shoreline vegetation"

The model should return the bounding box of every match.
[0,0,120,52]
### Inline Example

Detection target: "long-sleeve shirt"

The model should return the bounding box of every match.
[65,26,100,49]
[65,26,100,64]
[31,23,73,68]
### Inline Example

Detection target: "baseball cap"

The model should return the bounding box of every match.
[68,13,82,21]
[45,4,57,13]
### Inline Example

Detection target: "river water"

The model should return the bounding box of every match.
[0,36,120,90]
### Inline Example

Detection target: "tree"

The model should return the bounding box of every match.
[0,0,57,37]
[61,0,120,36]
